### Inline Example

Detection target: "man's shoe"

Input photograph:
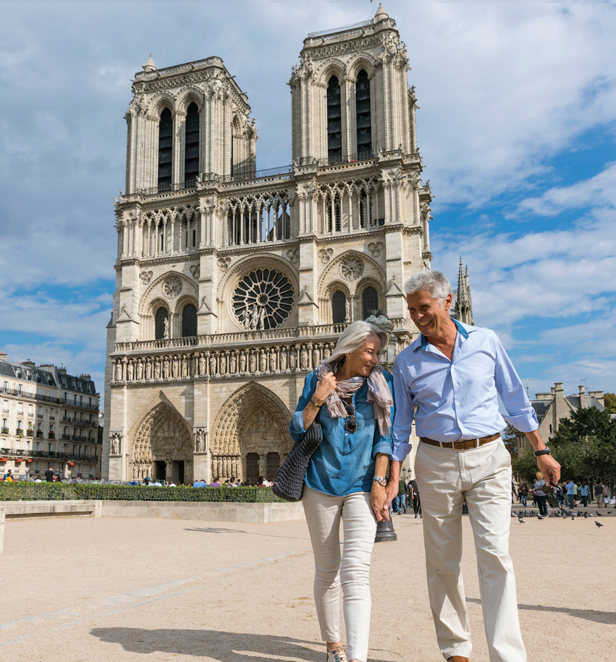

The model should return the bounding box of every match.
[447,657,469,662]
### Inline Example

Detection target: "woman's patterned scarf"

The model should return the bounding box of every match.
[316,362,393,436]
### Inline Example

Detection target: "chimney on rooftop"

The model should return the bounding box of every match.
[57,368,67,375]
[0,352,7,362]
[588,391,605,408]
[22,360,36,368]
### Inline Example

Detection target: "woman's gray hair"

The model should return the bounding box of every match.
[403,270,452,303]
[324,320,387,368]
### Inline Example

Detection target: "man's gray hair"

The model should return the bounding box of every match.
[403,270,452,303]
[324,320,387,368]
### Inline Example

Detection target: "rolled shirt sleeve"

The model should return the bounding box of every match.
[391,355,414,462]
[493,333,539,433]
[289,371,317,442]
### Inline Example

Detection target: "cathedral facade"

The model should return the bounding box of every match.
[103,5,431,484]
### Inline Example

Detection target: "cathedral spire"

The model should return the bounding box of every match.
[142,53,157,72]
[451,257,474,325]
[374,3,389,22]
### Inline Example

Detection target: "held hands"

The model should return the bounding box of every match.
[313,372,337,406]
[370,480,398,522]
[370,482,390,521]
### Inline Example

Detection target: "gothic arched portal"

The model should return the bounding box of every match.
[130,401,193,484]
[211,383,292,484]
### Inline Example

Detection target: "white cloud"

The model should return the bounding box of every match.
[517,161,616,216]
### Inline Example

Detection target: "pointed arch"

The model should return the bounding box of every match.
[211,382,292,474]
[127,392,193,481]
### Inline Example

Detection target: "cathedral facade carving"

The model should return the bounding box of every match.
[103,5,430,483]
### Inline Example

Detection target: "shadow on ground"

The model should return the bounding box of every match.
[90,629,399,661]
[466,598,616,624]
[184,527,310,541]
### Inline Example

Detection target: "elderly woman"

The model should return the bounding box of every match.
[289,321,395,662]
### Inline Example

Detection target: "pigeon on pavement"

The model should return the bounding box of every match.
[596,521,604,528]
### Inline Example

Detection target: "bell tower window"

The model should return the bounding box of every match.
[327,76,342,163]
[155,307,169,340]
[184,103,199,186]
[332,290,347,324]
[182,304,197,337]
[356,70,372,157]
[362,286,379,320]
[158,108,173,191]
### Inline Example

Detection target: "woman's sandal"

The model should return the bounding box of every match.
[326,646,348,662]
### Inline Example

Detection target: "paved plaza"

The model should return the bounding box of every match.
[1,513,614,661]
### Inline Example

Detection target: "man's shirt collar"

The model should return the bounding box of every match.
[418,318,470,351]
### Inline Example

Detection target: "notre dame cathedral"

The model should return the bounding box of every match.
[103,4,458,484]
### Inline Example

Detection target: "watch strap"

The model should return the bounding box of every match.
[534,447,551,457]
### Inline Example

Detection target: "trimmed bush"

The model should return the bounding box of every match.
[0,482,283,503]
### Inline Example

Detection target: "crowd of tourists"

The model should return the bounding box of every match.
[390,475,422,518]
[515,476,614,515]
[125,475,274,488]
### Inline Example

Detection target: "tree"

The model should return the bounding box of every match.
[502,424,519,457]
[550,406,616,485]
[604,392,616,414]
[512,450,540,484]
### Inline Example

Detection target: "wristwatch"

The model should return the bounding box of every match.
[373,475,387,487]
[534,447,551,457]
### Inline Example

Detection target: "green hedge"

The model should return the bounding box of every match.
[0,482,283,503]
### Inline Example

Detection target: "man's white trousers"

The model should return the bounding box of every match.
[415,439,527,662]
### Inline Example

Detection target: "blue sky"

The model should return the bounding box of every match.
[1,1,615,406]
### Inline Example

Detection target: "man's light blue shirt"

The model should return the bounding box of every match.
[391,320,538,461]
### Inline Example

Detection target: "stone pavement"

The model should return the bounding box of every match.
[0,512,614,661]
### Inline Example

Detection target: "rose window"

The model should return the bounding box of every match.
[233,268,294,330]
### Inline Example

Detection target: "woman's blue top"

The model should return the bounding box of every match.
[289,369,395,496]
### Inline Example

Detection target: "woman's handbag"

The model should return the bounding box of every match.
[272,422,323,502]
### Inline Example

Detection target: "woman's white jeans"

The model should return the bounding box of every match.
[302,487,377,662]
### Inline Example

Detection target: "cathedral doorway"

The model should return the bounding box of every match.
[155,460,166,481]
[246,453,260,485]
[211,383,292,484]
[130,399,193,484]
[266,452,280,482]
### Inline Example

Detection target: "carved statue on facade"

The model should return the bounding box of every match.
[136,360,143,381]
[230,352,237,374]
[345,299,351,323]
[269,349,277,373]
[163,357,170,379]
[110,432,122,455]
[199,354,206,376]
[240,352,247,374]
[210,354,217,376]
[163,317,170,339]
[115,361,123,382]
[195,428,207,453]
[219,353,227,375]
[249,352,257,374]
[280,348,288,372]
[300,346,308,370]
[153,359,161,379]
[259,349,267,373]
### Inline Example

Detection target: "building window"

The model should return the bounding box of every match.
[360,190,375,229]
[327,76,342,163]
[327,197,342,233]
[356,70,371,156]
[35,461,39,473]
[158,108,173,191]
[362,286,379,320]
[155,307,169,340]
[332,291,347,324]
[182,304,198,338]
[184,103,199,186]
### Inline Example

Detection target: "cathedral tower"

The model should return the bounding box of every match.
[103,5,431,483]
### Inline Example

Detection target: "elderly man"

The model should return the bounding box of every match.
[385,270,560,662]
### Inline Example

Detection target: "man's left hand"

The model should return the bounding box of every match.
[537,454,561,486]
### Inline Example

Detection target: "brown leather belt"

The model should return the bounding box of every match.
[420,433,501,450]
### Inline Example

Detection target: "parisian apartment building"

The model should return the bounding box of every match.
[0,352,101,480]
